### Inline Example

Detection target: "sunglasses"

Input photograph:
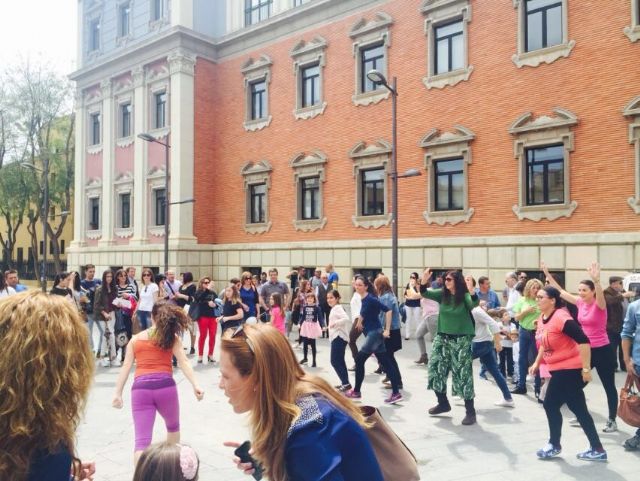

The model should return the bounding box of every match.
[142,273,151,277]
[203,280,211,284]
[445,277,454,282]
[231,324,255,353]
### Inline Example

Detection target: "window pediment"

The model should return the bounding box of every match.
[509,108,578,135]
[241,54,273,77]
[624,95,640,213]
[419,125,475,149]
[349,12,393,39]
[290,36,328,58]
[349,139,392,160]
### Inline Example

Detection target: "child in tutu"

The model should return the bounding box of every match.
[133,442,199,481]
[299,292,323,367]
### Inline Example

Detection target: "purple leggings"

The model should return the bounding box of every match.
[132,373,180,451]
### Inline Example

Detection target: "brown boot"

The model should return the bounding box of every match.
[414,353,428,365]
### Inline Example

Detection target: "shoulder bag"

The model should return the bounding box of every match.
[618,372,640,427]
[360,405,420,481]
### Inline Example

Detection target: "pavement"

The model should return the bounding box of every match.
[77,328,640,481]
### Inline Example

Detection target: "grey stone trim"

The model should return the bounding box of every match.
[624,95,640,213]
[350,12,393,106]
[422,0,473,90]
[512,0,575,68]
[168,49,196,76]
[624,0,640,42]
[351,214,391,229]
[85,178,103,238]
[509,108,579,222]
[242,55,272,131]
[349,140,391,228]
[241,160,273,234]
[291,36,328,120]
[290,151,328,231]
[420,126,475,226]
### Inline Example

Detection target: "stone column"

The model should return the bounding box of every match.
[167,50,197,246]
[70,89,87,250]
[130,67,148,245]
[171,0,194,29]
[98,79,115,247]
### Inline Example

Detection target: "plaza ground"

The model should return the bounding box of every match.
[77,328,640,481]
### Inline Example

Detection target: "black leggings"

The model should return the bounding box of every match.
[543,369,602,450]
[302,337,317,364]
[590,344,618,420]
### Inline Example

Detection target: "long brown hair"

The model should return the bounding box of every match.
[151,301,189,350]
[221,324,366,481]
[0,291,94,481]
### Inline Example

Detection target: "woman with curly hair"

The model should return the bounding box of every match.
[221,323,384,481]
[0,291,95,481]
[112,301,205,464]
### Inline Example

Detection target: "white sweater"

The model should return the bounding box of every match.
[329,305,350,342]
[471,307,502,343]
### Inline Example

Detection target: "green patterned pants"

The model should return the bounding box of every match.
[427,334,475,400]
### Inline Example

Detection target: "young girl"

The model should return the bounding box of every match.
[112,302,204,464]
[133,442,199,481]
[327,289,351,391]
[218,285,244,333]
[498,311,515,381]
[299,292,322,367]
[269,292,286,334]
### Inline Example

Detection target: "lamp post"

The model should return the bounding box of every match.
[22,158,50,292]
[138,133,170,273]
[366,70,421,296]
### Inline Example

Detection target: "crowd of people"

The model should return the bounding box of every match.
[1,259,639,480]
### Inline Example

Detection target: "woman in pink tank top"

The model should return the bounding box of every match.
[542,261,618,433]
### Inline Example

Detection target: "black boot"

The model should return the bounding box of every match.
[462,399,477,425]
[428,391,451,415]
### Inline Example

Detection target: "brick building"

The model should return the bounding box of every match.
[69,0,640,295]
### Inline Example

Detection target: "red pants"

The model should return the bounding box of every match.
[197,316,218,357]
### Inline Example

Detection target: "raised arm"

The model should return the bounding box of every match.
[541,261,577,305]
[587,262,606,310]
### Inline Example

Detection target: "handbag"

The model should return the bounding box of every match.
[360,406,420,481]
[618,373,640,427]
[188,303,202,321]
[114,309,130,347]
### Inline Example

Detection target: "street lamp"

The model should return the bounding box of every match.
[22,159,50,292]
[366,70,421,296]
[138,133,170,273]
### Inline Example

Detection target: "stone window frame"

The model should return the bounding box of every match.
[114,83,134,146]
[85,178,102,240]
[349,140,392,229]
[512,0,575,68]
[509,107,579,221]
[147,166,167,237]
[624,0,640,42]
[421,0,474,90]
[241,160,273,234]
[86,99,103,154]
[349,12,393,107]
[146,65,171,140]
[116,0,134,47]
[290,36,328,120]
[241,55,273,132]
[85,1,104,61]
[420,125,475,225]
[624,96,640,213]
[290,150,328,232]
[114,172,134,238]
[149,0,170,30]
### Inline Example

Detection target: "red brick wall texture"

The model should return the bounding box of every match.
[193,0,639,246]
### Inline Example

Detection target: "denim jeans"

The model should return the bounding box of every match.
[86,313,104,352]
[330,337,350,386]
[355,329,401,394]
[472,341,512,401]
[517,327,540,391]
[137,310,151,331]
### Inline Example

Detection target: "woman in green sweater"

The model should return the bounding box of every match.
[420,268,479,425]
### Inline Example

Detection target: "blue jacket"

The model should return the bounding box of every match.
[378,292,401,330]
[622,299,640,368]
[286,395,384,481]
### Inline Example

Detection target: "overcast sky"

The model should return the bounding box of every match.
[0,1,78,74]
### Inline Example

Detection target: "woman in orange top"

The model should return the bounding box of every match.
[529,286,606,462]
[112,301,204,464]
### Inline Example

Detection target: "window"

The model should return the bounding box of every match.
[241,160,272,233]
[525,145,564,206]
[300,177,320,220]
[17,247,23,265]
[154,188,166,226]
[623,96,640,213]
[120,193,131,229]
[349,12,393,106]
[118,2,131,37]
[624,0,640,42]
[525,0,562,52]
[301,64,320,108]
[250,184,266,224]
[291,36,327,120]
[250,80,267,120]
[420,126,475,225]
[245,0,272,26]
[360,43,385,93]
[89,197,100,230]
[154,91,166,129]
[120,103,131,138]
[434,158,464,211]
[353,268,383,281]
[512,0,574,68]
[90,112,101,145]
[89,19,100,51]
[361,169,385,216]
[152,0,164,21]
[434,20,464,75]
[39,241,43,256]
[293,0,309,6]
[241,55,272,131]
[242,266,262,277]
[509,108,578,221]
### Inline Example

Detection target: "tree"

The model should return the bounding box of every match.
[0,163,31,267]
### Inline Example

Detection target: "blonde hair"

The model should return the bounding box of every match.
[221,323,366,481]
[524,278,544,299]
[0,291,94,480]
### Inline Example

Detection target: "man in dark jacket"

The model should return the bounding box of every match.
[604,276,634,371]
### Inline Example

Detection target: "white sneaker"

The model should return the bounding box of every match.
[526,374,535,383]
[568,417,580,426]
[112,358,122,367]
[495,398,515,408]
[603,419,618,433]
[100,358,110,367]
